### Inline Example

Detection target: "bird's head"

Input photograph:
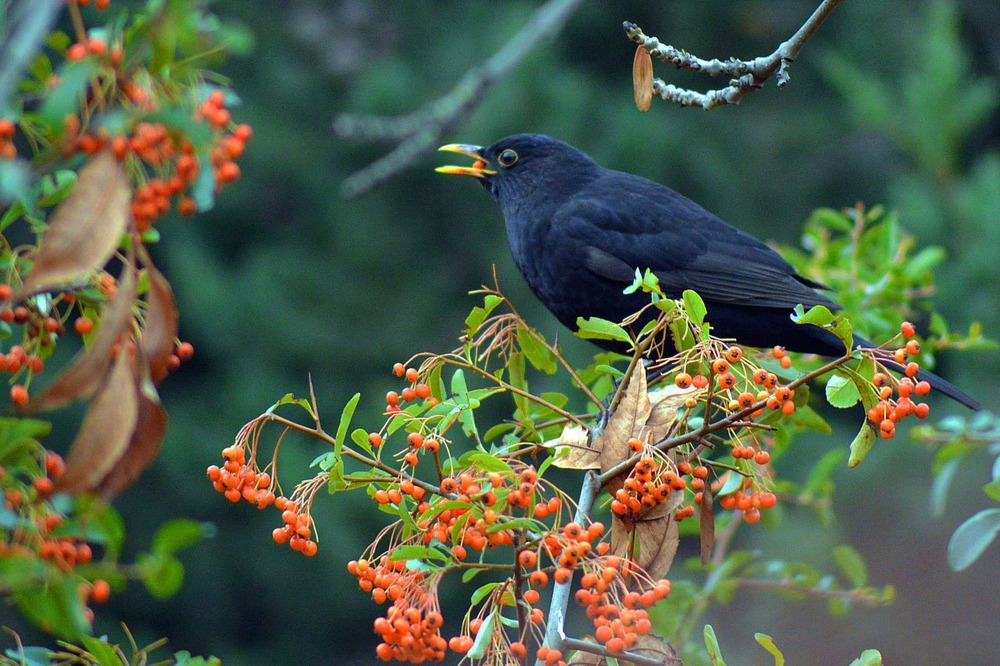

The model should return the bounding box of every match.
[436,134,599,216]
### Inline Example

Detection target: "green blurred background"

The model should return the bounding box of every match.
[10,0,1000,663]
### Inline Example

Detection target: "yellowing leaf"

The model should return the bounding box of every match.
[18,150,131,298]
[633,45,653,111]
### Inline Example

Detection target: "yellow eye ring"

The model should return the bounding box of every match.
[498,149,518,167]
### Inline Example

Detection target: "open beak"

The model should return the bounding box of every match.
[435,144,497,179]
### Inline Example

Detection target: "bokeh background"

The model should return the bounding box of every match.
[8,1,1000,664]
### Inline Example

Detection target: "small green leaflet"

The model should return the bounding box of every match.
[575,316,632,344]
[833,545,867,587]
[754,634,785,666]
[848,649,884,666]
[468,610,496,659]
[847,425,877,468]
[682,290,707,328]
[328,393,360,492]
[465,294,504,336]
[703,624,727,666]
[265,393,315,419]
[947,508,1000,572]
[826,373,860,408]
[792,304,853,351]
[517,324,557,373]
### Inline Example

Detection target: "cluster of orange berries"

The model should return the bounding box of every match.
[867,327,931,439]
[2,452,106,578]
[271,498,318,557]
[575,557,669,656]
[0,119,16,160]
[418,472,517,557]
[674,345,798,417]
[66,37,119,63]
[206,445,275,509]
[374,599,447,663]
[347,556,446,663]
[611,446,684,519]
[383,362,435,416]
[718,486,778,524]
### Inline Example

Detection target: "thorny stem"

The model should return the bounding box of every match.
[735,578,890,605]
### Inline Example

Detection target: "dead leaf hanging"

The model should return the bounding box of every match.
[18,150,130,299]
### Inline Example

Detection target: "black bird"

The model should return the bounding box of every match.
[436,134,981,411]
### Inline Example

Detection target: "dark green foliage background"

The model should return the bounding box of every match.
[9,1,1000,664]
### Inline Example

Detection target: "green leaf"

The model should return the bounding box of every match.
[847,425,877,468]
[351,427,374,456]
[266,393,315,418]
[791,304,835,328]
[848,649,884,666]
[15,575,90,640]
[832,545,867,587]
[459,451,513,475]
[3,646,51,666]
[947,508,1000,571]
[470,582,500,606]
[387,545,449,564]
[575,316,632,344]
[825,373,860,408]
[36,170,78,208]
[754,633,785,666]
[929,457,961,517]
[139,552,185,599]
[983,478,1000,503]
[461,567,487,583]
[517,325,556,374]
[468,610,496,660]
[152,519,214,556]
[682,290,707,328]
[703,624,727,666]
[39,59,102,128]
[78,636,121,666]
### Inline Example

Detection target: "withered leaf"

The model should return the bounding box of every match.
[98,368,167,499]
[700,483,715,565]
[610,488,683,580]
[141,259,178,384]
[27,263,137,412]
[542,423,599,470]
[55,349,139,493]
[597,370,651,480]
[18,150,131,298]
[646,384,699,443]
[632,45,653,112]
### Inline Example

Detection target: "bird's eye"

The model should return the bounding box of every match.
[497,149,518,167]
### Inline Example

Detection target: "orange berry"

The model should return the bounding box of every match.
[753,450,770,465]
[900,321,916,338]
[10,384,28,407]
[176,342,195,360]
[711,358,729,374]
[674,372,692,389]
[90,579,111,604]
[74,317,94,335]
[368,432,383,448]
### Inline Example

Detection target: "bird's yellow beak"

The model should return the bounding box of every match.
[435,144,496,179]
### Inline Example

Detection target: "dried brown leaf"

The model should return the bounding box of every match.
[610,490,683,580]
[18,150,131,298]
[98,369,167,499]
[597,370,651,480]
[141,260,178,384]
[632,45,653,112]
[700,483,715,565]
[27,263,137,412]
[646,384,699,443]
[55,350,139,493]
[541,424,600,470]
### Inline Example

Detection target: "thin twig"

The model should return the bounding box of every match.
[624,0,844,110]
[335,0,584,198]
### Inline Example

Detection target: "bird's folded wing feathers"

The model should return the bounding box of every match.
[582,244,839,310]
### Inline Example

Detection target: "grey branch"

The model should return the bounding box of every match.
[624,0,844,110]
[0,0,65,113]
[335,0,584,198]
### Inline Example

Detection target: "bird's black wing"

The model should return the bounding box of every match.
[564,175,839,311]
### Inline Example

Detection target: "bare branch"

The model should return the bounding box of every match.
[335,0,584,198]
[624,0,844,110]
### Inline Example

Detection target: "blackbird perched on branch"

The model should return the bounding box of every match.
[437,133,981,411]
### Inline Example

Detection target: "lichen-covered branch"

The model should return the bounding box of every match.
[0,0,64,114]
[624,0,844,110]
[335,0,584,198]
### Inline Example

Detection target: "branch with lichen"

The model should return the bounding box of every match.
[624,0,844,110]
[334,0,584,198]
